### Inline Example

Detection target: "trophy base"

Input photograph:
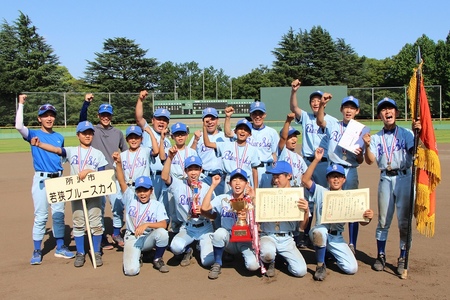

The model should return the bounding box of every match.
[230,225,252,242]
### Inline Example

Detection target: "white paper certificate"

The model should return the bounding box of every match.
[321,188,370,223]
[337,119,370,154]
[255,187,305,222]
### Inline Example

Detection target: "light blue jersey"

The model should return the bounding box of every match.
[278,146,308,187]
[325,120,362,167]
[210,194,237,230]
[170,147,199,179]
[119,147,151,183]
[64,146,108,174]
[188,131,227,172]
[247,125,279,163]
[141,122,171,172]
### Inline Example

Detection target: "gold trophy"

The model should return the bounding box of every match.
[229,198,252,242]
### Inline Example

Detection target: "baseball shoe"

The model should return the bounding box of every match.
[180,248,193,267]
[101,235,114,250]
[54,245,75,259]
[30,250,42,265]
[314,264,327,281]
[397,257,405,275]
[373,253,386,271]
[112,234,125,247]
[74,252,85,268]
[153,258,169,273]
[265,261,276,277]
[348,244,356,255]
[208,263,222,280]
[94,252,103,267]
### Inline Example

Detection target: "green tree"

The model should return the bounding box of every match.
[84,37,159,92]
[233,65,278,99]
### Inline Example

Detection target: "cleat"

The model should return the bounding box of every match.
[314,264,327,281]
[30,250,42,265]
[265,261,276,277]
[74,252,85,267]
[153,258,169,273]
[180,248,193,267]
[208,263,222,279]
[373,253,386,271]
[54,245,75,259]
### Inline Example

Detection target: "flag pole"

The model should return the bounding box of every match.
[401,46,422,279]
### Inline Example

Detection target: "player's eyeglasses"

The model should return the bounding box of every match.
[39,104,56,111]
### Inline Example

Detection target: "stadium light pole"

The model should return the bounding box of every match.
[216,76,218,100]
[230,78,233,100]
[189,70,192,100]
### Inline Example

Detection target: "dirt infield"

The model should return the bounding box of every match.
[0,147,448,300]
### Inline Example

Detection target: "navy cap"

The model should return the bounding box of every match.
[76,121,95,133]
[377,97,398,114]
[229,168,248,181]
[126,125,143,137]
[280,126,300,137]
[250,101,266,113]
[154,108,171,120]
[235,119,252,132]
[98,103,113,115]
[341,96,360,108]
[266,161,292,175]
[202,107,219,119]
[309,91,323,100]
[134,176,153,189]
[184,156,202,168]
[38,103,57,116]
[326,164,346,177]
[171,122,188,134]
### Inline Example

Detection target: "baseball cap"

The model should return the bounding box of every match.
[98,103,113,115]
[38,103,57,116]
[377,97,398,114]
[184,156,202,168]
[250,101,266,113]
[134,176,153,189]
[171,122,188,134]
[76,121,95,133]
[341,96,360,108]
[326,164,346,177]
[266,161,292,175]
[280,126,300,137]
[235,119,252,132]
[154,108,171,120]
[309,91,323,100]
[202,107,219,119]
[126,125,143,137]
[229,168,248,181]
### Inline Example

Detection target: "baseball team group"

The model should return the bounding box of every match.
[15,79,421,281]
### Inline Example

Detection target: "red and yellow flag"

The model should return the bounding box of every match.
[408,63,441,237]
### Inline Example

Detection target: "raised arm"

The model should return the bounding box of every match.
[15,94,29,138]
[289,79,303,119]
[158,129,167,161]
[316,93,332,129]
[79,93,93,122]
[161,146,177,185]
[203,121,217,149]
[363,133,375,165]
[278,112,295,151]
[189,130,202,151]
[223,106,235,138]
[200,175,221,216]
[135,90,148,128]
[302,147,324,189]
[112,151,128,193]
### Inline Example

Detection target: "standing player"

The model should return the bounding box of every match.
[135,90,171,203]
[15,94,74,264]
[201,169,260,279]
[259,161,309,278]
[289,79,338,248]
[364,98,421,275]
[161,153,215,267]
[189,107,228,194]
[31,121,108,267]
[113,152,169,276]
[302,148,373,281]
[316,95,365,254]
[224,103,279,187]
[79,93,128,249]
[204,119,260,191]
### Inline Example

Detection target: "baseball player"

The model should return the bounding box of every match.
[364,98,421,275]
[289,79,338,248]
[31,121,109,267]
[135,91,171,206]
[224,103,279,188]
[203,118,260,192]
[161,153,215,267]
[201,168,260,279]
[15,94,74,265]
[259,161,309,278]
[316,95,365,255]
[113,152,170,275]
[79,93,128,249]
[302,148,373,281]
[189,107,228,195]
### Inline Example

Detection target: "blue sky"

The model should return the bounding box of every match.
[1,0,449,80]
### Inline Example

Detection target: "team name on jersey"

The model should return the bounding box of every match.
[122,157,147,170]
[247,137,272,148]
[375,139,407,156]
[330,130,343,142]
[305,123,322,134]
[179,194,195,206]
[220,207,237,220]
[200,143,213,153]
[70,155,100,169]
[128,206,157,223]
[223,150,251,166]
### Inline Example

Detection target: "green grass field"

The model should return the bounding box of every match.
[2,120,449,153]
